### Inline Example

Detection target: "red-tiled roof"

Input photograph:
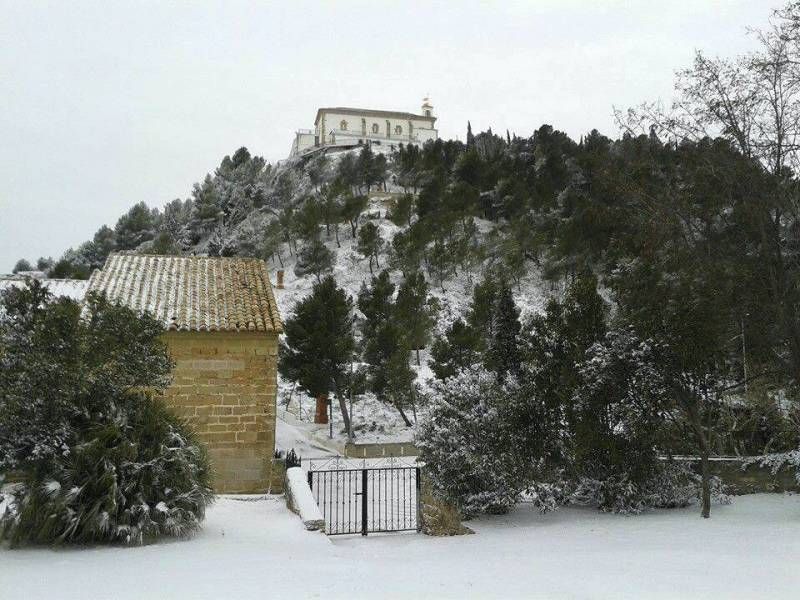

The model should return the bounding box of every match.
[87,254,283,333]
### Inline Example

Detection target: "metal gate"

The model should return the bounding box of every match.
[306,459,421,536]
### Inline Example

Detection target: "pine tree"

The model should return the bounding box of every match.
[307,152,331,193]
[363,320,416,426]
[388,193,414,227]
[151,231,179,255]
[466,121,475,148]
[293,197,323,242]
[294,238,334,282]
[261,220,285,267]
[11,259,32,273]
[426,239,452,291]
[390,224,427,275]
[357,221,383,274]
[371,153,388,191]
[429,318,482,380]
[278,206,296,255]
[467,276,498,340]
[321,182,344,244]
[279,276,355,429]
[207,222,238,257]
[187,175,222,243]
[525,274,607,442]
[114,202,157,250]
[356,270,395,339]
[90,225,117,266]
[394,271,436,365]
[36,257,54,272]
[341,193,368,238]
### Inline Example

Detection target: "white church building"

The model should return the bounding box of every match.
[290,98,438,157]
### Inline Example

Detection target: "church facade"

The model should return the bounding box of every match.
[290,98,438,157]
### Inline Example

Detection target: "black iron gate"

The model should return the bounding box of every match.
[307,464,421,536]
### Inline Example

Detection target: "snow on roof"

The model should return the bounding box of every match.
[0,277,89,301]
[86,254,283,333]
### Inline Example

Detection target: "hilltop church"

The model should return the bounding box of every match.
[290,98,438,157]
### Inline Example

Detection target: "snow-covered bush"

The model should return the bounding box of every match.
[0,282,213,546]
[572,328,667,492]
[569,463,731,514]
[570,475,646,514]
[641,463,700,509]
[744,448,800,485]
[525,480,570,514]
[1,393,213,546]
[416,368,525,515]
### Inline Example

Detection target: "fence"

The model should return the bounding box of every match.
[306,457,421,536]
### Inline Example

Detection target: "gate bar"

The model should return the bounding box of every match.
[361,469,368,536]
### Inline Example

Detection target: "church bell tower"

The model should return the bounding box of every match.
[421,96,433,118]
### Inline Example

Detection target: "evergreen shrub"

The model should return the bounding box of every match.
[0,281,213,546]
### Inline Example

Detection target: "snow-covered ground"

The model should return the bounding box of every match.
[2,493,799,599]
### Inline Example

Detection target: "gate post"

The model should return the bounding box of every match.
[415,467,422,532]
[361,469,368,536]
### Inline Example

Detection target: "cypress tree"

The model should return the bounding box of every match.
[486,284,522,379]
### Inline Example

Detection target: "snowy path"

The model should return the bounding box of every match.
[2,494,799,599]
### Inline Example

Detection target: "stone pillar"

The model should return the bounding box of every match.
[276,270,284,289]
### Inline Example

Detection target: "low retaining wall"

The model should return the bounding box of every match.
[284,467,324,530]
[344,442,419,458]
[669,456,800,494]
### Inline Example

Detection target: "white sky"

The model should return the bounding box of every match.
[0,0,775,273]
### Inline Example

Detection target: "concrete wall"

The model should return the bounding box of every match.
[161,331,278,494]
[672,456,800,494]
[345,441,419,458]
[292,131,316,156]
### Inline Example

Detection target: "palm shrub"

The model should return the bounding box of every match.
[0,280,213,546]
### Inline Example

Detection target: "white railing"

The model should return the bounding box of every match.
[326,130,420,144]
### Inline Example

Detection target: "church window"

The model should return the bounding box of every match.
[372,123,379,134]
[340,120,348,130]
[395,125,403,135]
[362,118,366,135]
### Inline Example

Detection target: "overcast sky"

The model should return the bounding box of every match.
[0,0,776,273]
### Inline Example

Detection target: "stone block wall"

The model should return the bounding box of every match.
[161,331,278,493]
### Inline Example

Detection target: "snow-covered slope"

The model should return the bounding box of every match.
[272,193,552,451]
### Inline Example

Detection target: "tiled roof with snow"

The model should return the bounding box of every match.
[86,254,283,333]
[0,277,89,301]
